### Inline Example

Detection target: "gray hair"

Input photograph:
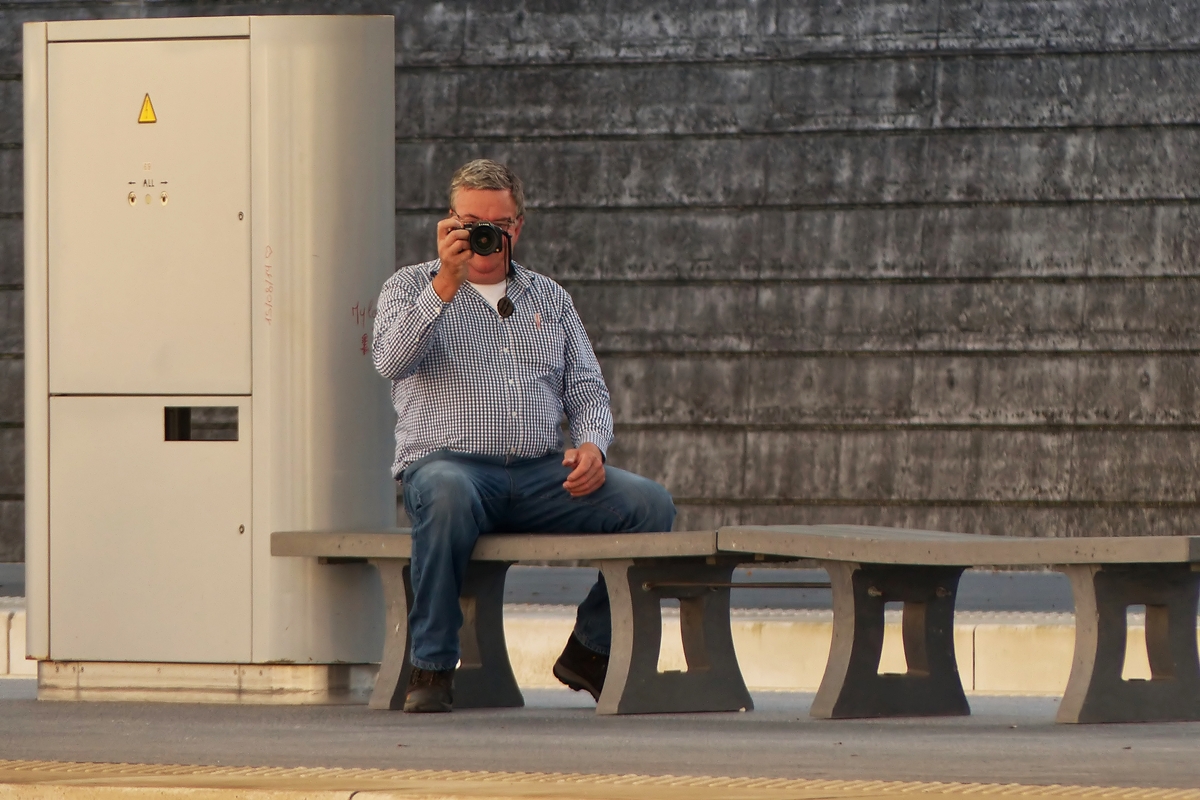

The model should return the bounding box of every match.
[449,159,526,219]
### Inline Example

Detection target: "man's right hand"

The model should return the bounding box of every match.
[433,216,472,302]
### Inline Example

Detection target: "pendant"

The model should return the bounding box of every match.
[498,296,514,318]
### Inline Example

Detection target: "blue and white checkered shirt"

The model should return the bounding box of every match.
[373,259,614,478]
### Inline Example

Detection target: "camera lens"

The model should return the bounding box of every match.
[468,222,505,256]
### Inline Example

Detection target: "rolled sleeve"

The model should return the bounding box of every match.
[560,297,614,457]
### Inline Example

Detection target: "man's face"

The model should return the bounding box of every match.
[450,187,524,285]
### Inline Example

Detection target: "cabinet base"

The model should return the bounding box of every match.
[37,661,378,704]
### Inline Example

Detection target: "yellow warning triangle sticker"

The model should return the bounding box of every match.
[138,94,156,124]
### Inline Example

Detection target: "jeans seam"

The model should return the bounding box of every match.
[531,491,629,528]
[572,629,610,656]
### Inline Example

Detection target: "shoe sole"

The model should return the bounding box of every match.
[403,687,453,713]
[403,699,452,713]
[552,662,601,702]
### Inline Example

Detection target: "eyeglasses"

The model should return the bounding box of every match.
[451,211,518,233]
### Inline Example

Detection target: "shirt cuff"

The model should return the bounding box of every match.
[417,280,449,319]
[576,435,610,462]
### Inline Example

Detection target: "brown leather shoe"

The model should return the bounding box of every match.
[552,634,608,702]
[403,667,454,713]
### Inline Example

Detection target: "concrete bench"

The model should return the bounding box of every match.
[271,529,755,715]
[718,525,1200,724]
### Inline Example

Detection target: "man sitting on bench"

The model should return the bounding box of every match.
[372,159,677,713]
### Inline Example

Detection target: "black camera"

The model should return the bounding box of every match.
[465,221,508,256]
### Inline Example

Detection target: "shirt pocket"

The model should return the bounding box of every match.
[519,314,566,379]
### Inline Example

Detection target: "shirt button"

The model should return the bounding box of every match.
[512,412,518,418]
[508,380,514,385]
[503,347,510,353]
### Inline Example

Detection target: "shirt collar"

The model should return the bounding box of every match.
[428,260,534,295]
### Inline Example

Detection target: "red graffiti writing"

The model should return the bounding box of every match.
[351,301,377,329]
[263,259,274,325]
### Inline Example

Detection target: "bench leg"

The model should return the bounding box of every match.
[811,561,969,719]
[367,559,523,710]
[452,561,524,709]
[596,559,753,715]
[1056,564,1200,723]
[368,558,412,710]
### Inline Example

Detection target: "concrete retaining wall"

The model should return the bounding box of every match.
[3,1,1200,556]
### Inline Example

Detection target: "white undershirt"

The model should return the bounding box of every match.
[468,280,508,313]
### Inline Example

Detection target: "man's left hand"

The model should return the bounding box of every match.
[562,443,606,497]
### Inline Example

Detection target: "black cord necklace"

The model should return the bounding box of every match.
[497,232,515,318]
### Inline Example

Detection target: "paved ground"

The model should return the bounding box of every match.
[0,680,1195,789]
[3,566,1186,792]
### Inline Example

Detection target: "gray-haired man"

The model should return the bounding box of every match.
[372,159,676,712]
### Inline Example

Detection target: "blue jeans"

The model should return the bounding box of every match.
[401,450,677,671]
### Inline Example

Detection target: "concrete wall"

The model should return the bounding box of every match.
[2,1,1198,556]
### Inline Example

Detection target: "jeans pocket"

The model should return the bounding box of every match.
[402,480,423,520]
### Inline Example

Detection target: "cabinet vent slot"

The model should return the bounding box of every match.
[164,406,238,441]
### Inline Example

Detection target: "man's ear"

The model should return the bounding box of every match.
[510,216,524,248]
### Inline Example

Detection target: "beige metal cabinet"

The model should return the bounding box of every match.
[47,39,251,395]
[25,16,397,674]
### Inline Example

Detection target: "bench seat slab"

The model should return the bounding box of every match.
[598,558,754,715]
[717,526,1200,565]
[367,558,524,711]
[1057,564,1200,724]
[811,562,970,720]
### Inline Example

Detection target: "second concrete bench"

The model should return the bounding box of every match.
[719,525,1200,724]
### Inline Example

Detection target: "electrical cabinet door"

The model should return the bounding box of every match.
[47,38,250,395]
[49,396,252,662]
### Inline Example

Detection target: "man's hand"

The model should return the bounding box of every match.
[562,442,606,497]
[432,216,472,302]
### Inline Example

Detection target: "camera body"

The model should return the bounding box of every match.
[464,221,508,256]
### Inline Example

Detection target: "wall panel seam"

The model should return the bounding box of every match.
[393,123,1200,144]
[392,45,1200,71]
[563,276,1200,286]
[613,423,1200,432]
[592,352,1200,362]
[395,198,1200,214]
[671,498,1200,508]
